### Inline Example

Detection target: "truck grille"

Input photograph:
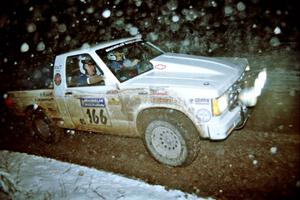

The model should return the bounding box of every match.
[228,72,245,111]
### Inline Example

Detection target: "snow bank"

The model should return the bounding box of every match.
[0,150,209,200]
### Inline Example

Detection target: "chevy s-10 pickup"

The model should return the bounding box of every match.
[4,35,266,166]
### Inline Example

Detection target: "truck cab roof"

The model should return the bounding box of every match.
[58,35,143,58]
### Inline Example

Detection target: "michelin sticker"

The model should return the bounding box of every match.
[80,98,105,107]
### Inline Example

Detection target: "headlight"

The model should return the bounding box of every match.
[212,93,228,116]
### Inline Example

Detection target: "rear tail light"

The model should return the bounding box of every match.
[3,94,14,109]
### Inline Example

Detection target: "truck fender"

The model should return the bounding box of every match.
[135,106,192,135]
[135,105,201,136]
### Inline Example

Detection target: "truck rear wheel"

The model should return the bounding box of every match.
[32,109,62,143]
[141,109,200,167]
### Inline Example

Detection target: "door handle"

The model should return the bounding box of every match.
[65,92,73,95]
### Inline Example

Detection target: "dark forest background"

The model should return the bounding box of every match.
[0,0,299,91]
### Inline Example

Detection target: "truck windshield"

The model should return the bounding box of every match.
[96,41,163,82]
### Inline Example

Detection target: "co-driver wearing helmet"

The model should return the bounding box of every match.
[106,51,125,73]
[107,51,140,80]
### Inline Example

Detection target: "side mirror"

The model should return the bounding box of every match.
[87,75,105,85]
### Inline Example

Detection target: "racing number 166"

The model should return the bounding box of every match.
[86,108,107,125]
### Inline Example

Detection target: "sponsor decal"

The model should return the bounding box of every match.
[80,98,105,107]
[121,88,144,94]
[196,109,211,122]
[105,39,141,52]
[150,88,168,95]
[108,98,120,105]
[151,97,176,104]
[106,90,118,95]
[105,43,125,52]
[54,73,62,86]
[194,98,210,105]
[125,38,142,45]
[154,64,166,70]
[138,91,148,95]
[54,65,62,70]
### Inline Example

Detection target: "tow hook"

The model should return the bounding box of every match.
[235,105,249,130]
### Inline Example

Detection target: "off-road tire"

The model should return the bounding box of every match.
[31,109,62,143]
[140,109,200,167]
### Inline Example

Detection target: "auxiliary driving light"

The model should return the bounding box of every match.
[239,68,267,107]
[254,68,267,97]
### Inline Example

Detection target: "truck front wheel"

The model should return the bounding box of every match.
[32,109,62,143]
[141,110,200,166]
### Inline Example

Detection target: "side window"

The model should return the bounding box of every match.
[96,47,140,82]
[66,54,104,87]
[96,42,154,83]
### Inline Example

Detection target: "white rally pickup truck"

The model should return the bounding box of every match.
[4,35,266,166]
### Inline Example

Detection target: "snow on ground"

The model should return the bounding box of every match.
[0,150,210,200]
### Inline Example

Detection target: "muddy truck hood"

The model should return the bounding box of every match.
[126,53,248,97]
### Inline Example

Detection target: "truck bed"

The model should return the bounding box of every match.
[6,89,58,117]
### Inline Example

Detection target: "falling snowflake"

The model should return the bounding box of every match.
[36,41,45,51]
[20,43,29,53]
[224,6,233,16]
[171,15,180,22]
[237,2,246,12]
[274,26,282,34]
[102,9,111,18]
[129,26,139,36]
[27,23,36,33]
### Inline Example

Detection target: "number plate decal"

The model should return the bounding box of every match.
[80,98,111,126]
[85,108,109,125]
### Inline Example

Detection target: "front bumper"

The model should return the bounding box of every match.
[205,68,266,140]
[207,105,249,140]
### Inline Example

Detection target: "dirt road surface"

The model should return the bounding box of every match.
[1,49,299,199]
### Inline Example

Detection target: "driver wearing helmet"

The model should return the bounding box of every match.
[106,51,125,74]
[77,57,102,86]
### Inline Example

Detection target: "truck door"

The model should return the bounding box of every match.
[62,54,128,134]
[64,88,112,131]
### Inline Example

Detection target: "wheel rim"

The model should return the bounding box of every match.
[34,118,50,139]
[151,126,182,159]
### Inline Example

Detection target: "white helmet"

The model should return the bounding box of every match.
[79,56,93,74]
[107,52,116,61]
[78,56,101,75]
